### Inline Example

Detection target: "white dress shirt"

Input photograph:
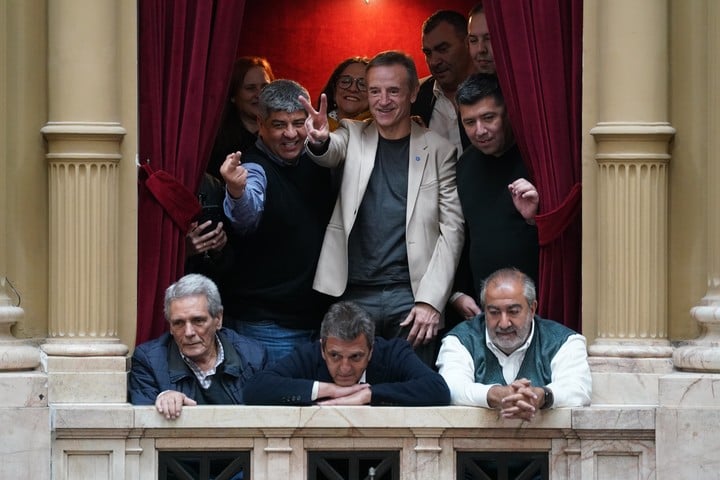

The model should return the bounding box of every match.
[428,81,463,153]
[436,321,592,408]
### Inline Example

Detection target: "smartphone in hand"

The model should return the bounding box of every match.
[196,204,224,234]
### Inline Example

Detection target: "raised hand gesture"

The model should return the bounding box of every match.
[299,93,329,146]
[508,178,539,223]
[220,151,247,199]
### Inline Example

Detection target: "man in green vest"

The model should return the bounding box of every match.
[437,268,591,420]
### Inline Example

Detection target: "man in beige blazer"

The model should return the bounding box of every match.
[301,50,464,366]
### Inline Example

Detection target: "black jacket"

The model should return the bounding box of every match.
[129,328,267,405]
[243,337,450,406]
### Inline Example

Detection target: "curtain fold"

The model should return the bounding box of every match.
[484,0,583,331]
[137,0,246,345]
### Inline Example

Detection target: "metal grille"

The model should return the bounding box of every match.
[158,450,250,480]
[456,451,548,480]
[307,450,400,480]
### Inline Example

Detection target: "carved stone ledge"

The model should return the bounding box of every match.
[673,305,720,372]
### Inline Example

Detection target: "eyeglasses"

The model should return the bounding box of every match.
[337,75,367,92]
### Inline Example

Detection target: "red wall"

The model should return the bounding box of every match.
[237,0,476,102]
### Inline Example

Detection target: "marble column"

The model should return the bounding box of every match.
[673,1,720,373]
[588,0,675,403]
[39,0,128,403]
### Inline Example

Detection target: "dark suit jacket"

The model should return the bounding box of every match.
[243,337,450,406]
[129,328,267,405]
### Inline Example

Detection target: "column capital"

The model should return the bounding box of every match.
[590,121,676,137]
[590,122,675,162]
[41,121,127,137]
[41,121,126,162]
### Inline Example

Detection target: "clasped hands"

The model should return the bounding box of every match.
[316,382,371,406]
[488,379,545,421]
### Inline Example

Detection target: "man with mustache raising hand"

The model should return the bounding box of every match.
[412,10,475,153]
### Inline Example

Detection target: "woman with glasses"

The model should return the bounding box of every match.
[318,56,371,132]
[207,56,275,180]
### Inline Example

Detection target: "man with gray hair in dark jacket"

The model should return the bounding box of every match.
[129,274,267,419]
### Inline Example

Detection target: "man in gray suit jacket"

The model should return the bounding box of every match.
[300,50,464,366]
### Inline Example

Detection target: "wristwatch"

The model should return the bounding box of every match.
[540,386,554,409]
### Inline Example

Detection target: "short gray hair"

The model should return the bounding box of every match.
[163,274,223,320]
[320,301,375,350]
[479,268,536,309]
[257,79,310,120]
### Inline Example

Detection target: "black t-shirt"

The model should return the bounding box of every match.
[348,135,411,286]
[454,143,539,298]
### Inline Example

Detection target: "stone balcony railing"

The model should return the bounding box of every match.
[5,367,720,479]
[50,404,657,480]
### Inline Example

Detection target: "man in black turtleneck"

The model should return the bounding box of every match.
[448,73,539,324]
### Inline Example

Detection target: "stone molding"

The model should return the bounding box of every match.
[50,405,658,480]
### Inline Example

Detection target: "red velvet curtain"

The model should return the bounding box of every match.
[484,0,583,331]
[137,0,246,345]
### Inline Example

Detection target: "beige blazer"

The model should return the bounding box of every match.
[308,119,464,315]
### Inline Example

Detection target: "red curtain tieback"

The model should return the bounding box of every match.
[139,163,201,233]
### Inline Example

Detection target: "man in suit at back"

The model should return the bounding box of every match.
[412,10,475,153]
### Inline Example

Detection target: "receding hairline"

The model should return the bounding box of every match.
[485,269,527,290]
